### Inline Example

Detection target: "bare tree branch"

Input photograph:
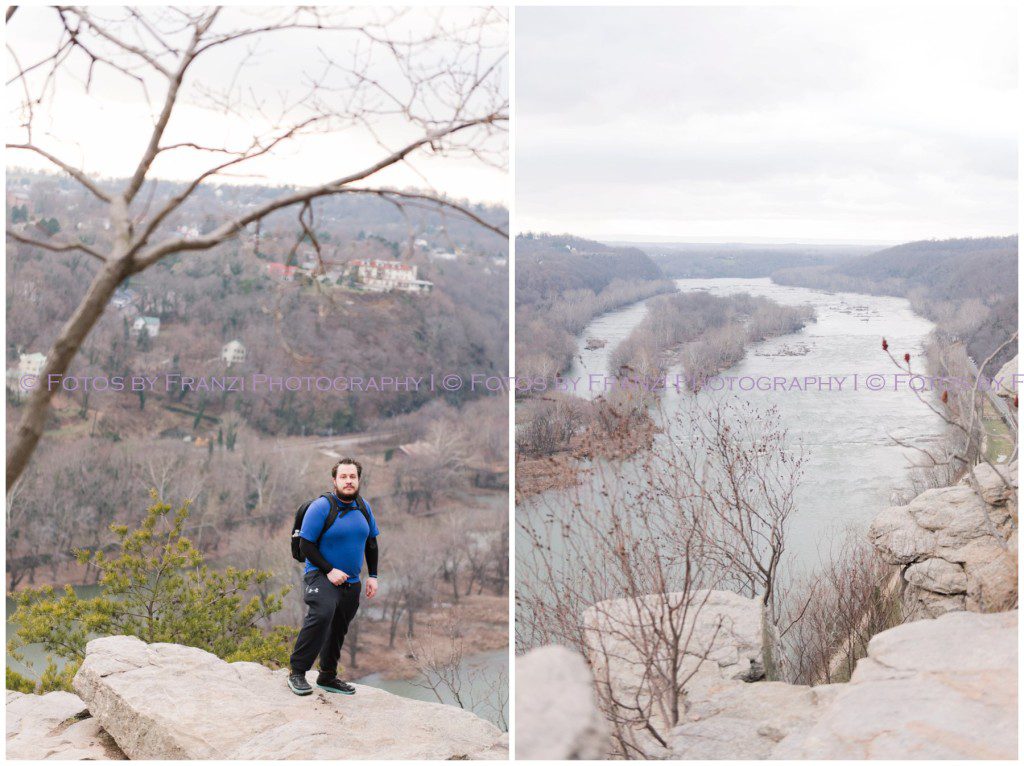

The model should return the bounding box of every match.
[129,112,504,271]
[6,144,111,202]
[6,229,106,262]
[5,6,508,488]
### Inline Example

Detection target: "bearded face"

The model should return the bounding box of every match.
[333,464,360,500]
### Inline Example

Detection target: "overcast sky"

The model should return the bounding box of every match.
[6,7,507,204]
[517,6,1017,244]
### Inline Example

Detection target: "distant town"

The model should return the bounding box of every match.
[6,171,509,407]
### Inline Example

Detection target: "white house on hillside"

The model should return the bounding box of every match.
[6,352,46,400]
[350,259,433,294]
[132,316,161,338]
[19,352,46,375]
[221,340,246,365]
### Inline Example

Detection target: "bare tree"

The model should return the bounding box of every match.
[6,6,508,488]
[516,397,804,756]
[881,333,1018,543]
[778,528,901,686]
[649,397,806,624]
[383,518,439,646]
[407,616,509,732]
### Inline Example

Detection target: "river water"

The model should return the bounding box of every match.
[520,278,950,599]
[357,649,507,727]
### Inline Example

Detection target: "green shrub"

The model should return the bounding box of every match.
[8,494,294,693]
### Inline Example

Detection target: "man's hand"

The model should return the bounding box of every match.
[326,568,348,586]
[365,577,378,599]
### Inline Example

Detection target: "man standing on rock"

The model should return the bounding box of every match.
[288,458,379,696]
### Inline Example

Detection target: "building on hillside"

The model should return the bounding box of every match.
[18,352,46,375]
[221,340,247,365]
[132,316,161,338]
[110,288,138,310]
[7,191,29,209]
[6,352,47,401]
[349,259,433,294]
[266,262,298,281]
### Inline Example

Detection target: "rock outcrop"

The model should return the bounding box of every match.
[515,645,610,760]
[869,461,1017,618]
[771,610,1017,759]
[6,690,125,760]
[536,590,1017,760]
[670,681,839,759]
[582,589,767,757]
[70,635,506,760]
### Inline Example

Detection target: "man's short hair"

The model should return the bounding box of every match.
[332,457,362,479]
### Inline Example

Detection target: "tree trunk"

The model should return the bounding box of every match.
[7,254,132,488]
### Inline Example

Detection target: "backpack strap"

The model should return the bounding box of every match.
[354,497,372,529]
[316,495,371,543]
[316,493,342,546]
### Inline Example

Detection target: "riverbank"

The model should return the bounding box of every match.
[515,402,658,501]
[352,593,508,681]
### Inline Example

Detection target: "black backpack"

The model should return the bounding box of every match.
[290,493,370,562]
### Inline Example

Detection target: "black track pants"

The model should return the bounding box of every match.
[289,570,361,677]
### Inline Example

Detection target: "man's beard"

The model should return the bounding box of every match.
[335,486,358,500]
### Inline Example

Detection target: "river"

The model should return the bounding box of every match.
[520,277,950,618]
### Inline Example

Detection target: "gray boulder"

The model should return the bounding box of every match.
[906,485,994,553]
[869,466,1017,619]
[973,461,1017,507]
[960,540,1018,612]
[670,681,839,759]
[904,557,966,595]
[6,690,124,760]
[73,635,507,760]
[582,590,766,756]
[772,610,1017,759]
[515,645,610,759]
[867,503,935,564]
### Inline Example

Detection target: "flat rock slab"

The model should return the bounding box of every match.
[516,645,610,759]
[73,635,506,760]
[670,680,840,760]
[6,690,125,760]
[772,610,1018,759]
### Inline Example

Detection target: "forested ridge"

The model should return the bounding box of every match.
[773,236,1018,367]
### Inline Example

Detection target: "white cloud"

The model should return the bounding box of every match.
[6,6,508,204]
[517,5,1017,242]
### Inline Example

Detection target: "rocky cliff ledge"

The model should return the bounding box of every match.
[8,635,507,760]
[518,598,1017,759]
[870,461,1017,618]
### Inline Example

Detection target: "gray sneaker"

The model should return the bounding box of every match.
[287,673,313,696]
[316,675,356,695]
